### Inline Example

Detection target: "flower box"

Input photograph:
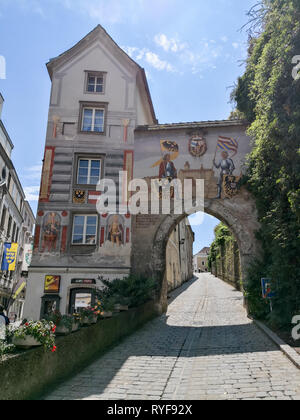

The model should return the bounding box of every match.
[90,316,98,324]
[55,325,70,336]
[101,311,113,319]
[81,316,97,326]
[13,320,56,353]
[114,304,129,312]
[13,336,42,349]
[72,322,80,333]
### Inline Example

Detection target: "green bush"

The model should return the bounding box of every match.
[97,275,157,309]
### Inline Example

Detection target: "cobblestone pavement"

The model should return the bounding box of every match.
[45,274,300,400]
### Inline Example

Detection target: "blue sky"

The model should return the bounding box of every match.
[0,0,255,253]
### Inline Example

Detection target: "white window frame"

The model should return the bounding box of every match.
[72,214,98,246]
[77,158,102,185]
[81,107,105,133]
[86,73,104,93]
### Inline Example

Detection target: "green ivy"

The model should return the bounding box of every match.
[208,223,233,270]
[233,0,300,328]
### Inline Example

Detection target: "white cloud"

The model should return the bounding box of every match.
[232,42,240,49]
[145,51,175,72]
[24,186,40,201]
[123,46,176,73]
[154,34,187,53]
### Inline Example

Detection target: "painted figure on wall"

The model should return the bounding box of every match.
[213,151,235,199]
[108,215,123,247]
[41,212,61,253]
[159,153,177,180]
[151,140,179,179]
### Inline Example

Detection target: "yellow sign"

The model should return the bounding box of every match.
[44,275,61,294]
[13,282,26,300]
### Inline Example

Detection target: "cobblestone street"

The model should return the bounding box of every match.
[45,274,300,400]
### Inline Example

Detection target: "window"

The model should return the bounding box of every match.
[40,295,61,319]
[72,215,98,245]
[11,222,16,243]
[69,288,95,315]
[87,74,104,93]
[0,207,6,230]
[82,108,105,133]
[7,216,12,238]
[77,159,101,185]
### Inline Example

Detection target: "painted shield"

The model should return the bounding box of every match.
[223,175,242,199]
[189,136,207,157]
[73,190,86,204]
[6,252,16,265]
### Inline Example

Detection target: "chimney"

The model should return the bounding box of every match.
[0,93,4,119]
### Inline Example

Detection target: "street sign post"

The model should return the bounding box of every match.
[261,278,276,312]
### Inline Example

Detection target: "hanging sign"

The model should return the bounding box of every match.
[21,244,33,272]
[1,243,18,272]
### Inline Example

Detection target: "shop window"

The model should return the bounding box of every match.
[40,295,61,319]
[69,288,95,315]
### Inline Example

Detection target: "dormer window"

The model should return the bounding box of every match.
[85,71,106,94]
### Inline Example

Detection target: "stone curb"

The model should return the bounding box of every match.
[253,319,300,370]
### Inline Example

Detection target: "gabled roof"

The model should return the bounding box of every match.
[195,247,210,257]
[46,24,157,124]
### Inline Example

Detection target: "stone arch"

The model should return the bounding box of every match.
[131,188,261,314]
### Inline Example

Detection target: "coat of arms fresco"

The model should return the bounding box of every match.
[189,136,207,158]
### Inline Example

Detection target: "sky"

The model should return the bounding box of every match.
[0,0,256,254]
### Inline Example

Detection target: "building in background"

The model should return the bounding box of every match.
[194,247,210,273]
[0,93,35,320]
[166,218,194,292]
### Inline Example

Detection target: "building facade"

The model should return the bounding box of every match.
[193,247,210,273]
[24,25,158,320]
[166,218,194,292]
[0,94,35,320]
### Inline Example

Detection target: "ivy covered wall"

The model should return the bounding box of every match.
[232,0,300,327]
[208,224,242,291]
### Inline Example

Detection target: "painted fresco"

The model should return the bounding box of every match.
[134,127,250,200]
[40,212,61,253]
[94,214,132,265]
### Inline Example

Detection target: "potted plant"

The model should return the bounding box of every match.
[13,320,57,352]
[56,315,74,335]
[114,298,130,312]
[46,311,79,335]
[71,314,80,332]
[99,297,115,318]
[79,307,100,326]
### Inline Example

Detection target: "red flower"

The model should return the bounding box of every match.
[52,326,56,333]
[52,346,57,353]
[25,323,29,327]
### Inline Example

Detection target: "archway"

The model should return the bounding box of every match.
[131,188,261,314]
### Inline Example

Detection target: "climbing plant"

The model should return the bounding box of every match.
[207,223,233,271]
[232,0,300,328]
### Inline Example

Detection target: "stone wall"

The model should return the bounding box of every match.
[0,301,158,400]
[165,218,194,292]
